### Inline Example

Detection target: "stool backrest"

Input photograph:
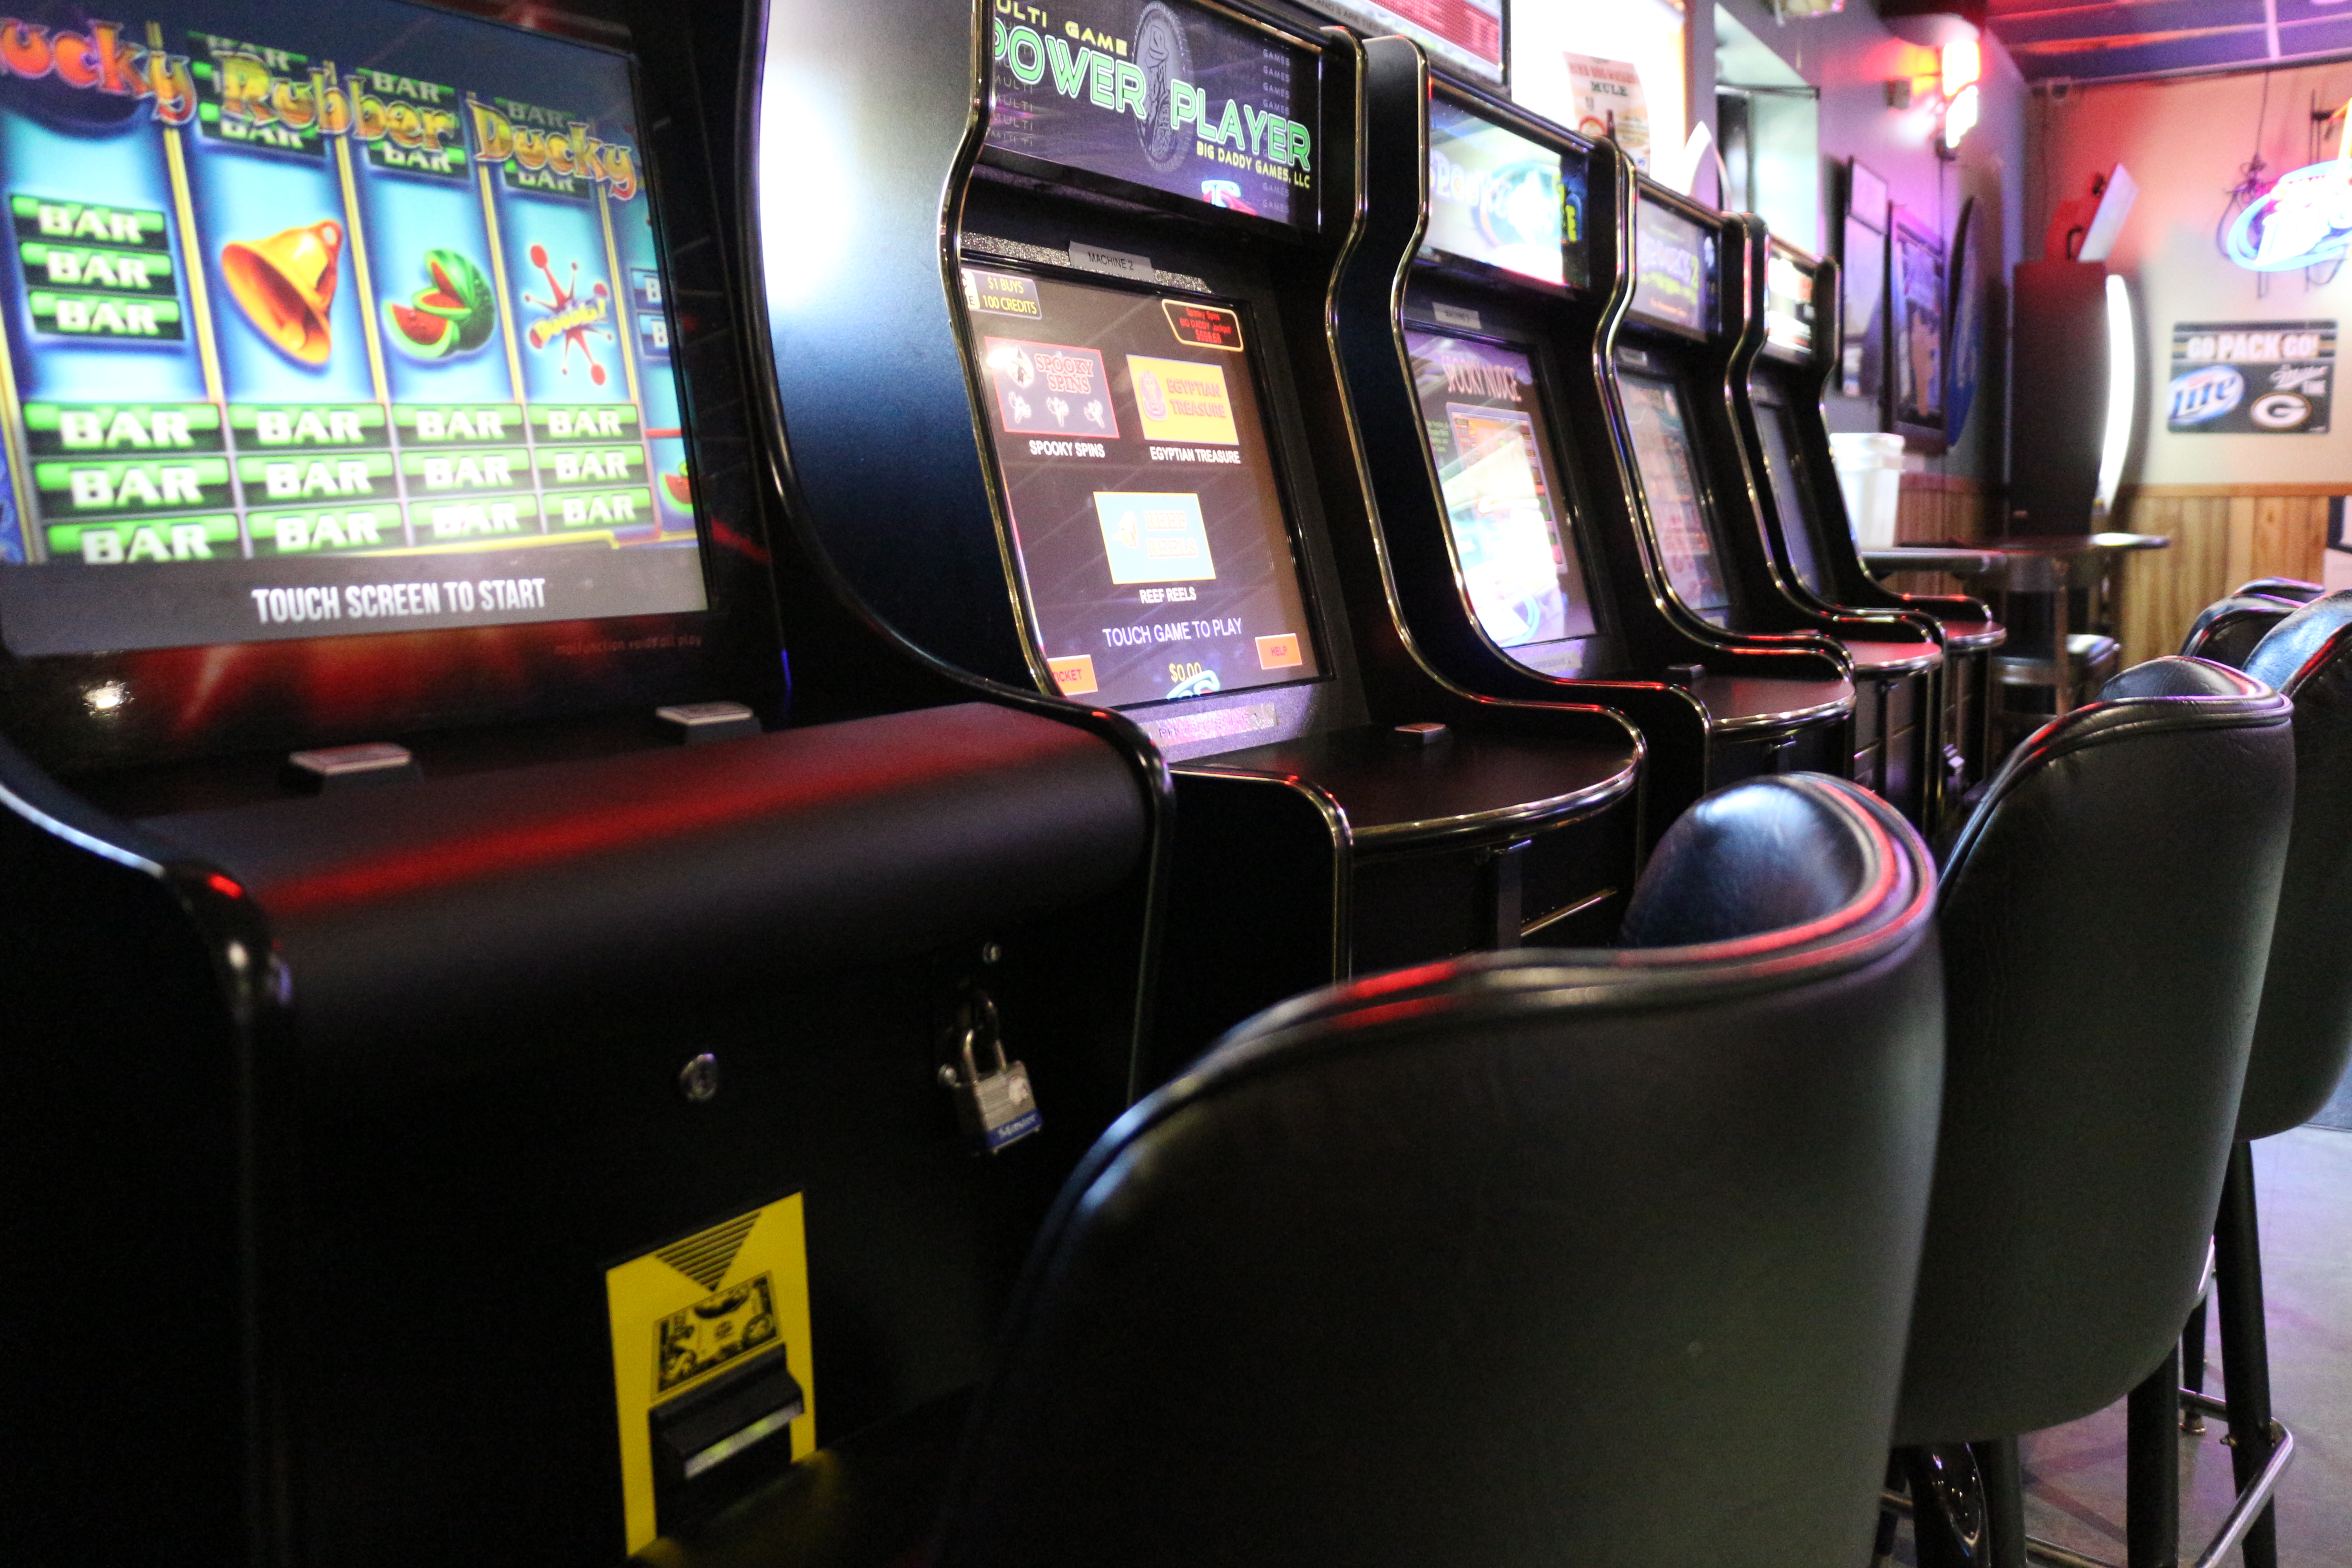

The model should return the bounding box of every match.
[2237,592,2352,1137]
[2180,594,2295,666]
[2233,576,2326,604]
[935,778,1943,1568]
[1896,657,2294,1445]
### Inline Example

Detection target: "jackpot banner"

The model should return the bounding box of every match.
[2167,319,2334,436]
[1305,0,1501,82]
[985,0,1318,228]
[0,0,702,656]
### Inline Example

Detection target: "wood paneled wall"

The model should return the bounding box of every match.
[1880,473,1994,597]
[2110,487,2332,666]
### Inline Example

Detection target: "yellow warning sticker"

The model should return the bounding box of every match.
[606,1194,813,1556]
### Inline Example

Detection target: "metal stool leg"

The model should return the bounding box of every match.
[2180,1295,2208,1433]
[2126,1345,2182,1568]
[1976,1436,2028,1568]
[1906,1444,1990,1568]
[2215,1141,2280,1568]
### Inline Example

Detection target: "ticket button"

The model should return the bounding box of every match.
[1048,654,1099,696]
[1255,633,1303,670]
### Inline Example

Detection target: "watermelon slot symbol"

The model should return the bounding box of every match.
[521,243,613,386]
[382,249,498,361]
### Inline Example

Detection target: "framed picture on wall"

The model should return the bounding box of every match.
[1840,160,1888,401]
[1891,212,1946,448]
[1945,197,1984,446]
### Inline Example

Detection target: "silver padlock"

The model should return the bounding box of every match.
[946,1007,1041,1154]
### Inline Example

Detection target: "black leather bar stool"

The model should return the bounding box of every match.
[2180,594,2296,666]
[2234,576,2326,604]
[2161,592,2352,1568]
[930,775,1943,1568]
[1891,657,2296,1568]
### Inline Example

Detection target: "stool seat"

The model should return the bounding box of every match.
[1992,632,2121,688]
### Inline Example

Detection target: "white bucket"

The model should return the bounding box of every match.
[1829,432,1906,549]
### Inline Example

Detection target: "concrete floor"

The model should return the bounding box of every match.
[1888,1125,2352,1567]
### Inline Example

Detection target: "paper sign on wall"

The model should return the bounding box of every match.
[1566,55,1650,172]
[2167,320,2335,435]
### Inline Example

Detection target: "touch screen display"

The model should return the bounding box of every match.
[961,265,1320,708]
[1753,398,1825,595]
[1631,199,1714,333]
[1620,374,1730,614]
[985,0,1317,228]
[1404,328,1594,650]
[1426,99,1579,290]
[0,0,703,659]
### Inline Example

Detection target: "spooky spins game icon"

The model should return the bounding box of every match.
[382,249,497,360]
[521,243,614,385]
[221,220,344,365]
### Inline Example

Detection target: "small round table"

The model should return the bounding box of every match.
[1864,534,2172,719]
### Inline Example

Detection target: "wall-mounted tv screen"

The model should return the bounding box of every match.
[1764,247,1816,357]
[1752,397,1826,596]
[1425,100,1584,290]
[961,265,1321,709]
[0,0,705,659]
[1403,327,1594,651]
[1631,199,1715,333]
[985,0,1318,229]
[1619,373,1731,614]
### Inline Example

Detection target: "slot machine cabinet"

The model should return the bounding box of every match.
[751,0,1646,1076]
[0,1,1167,1563]
[1608,174,1944,826]
[1333,38,1858,836]
[1740,232,2004,810]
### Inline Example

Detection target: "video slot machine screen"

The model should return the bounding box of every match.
[0,0,703,662]
[1752,397,1826,596]
[1403,328,1594,652]
[1425,100,1585,291]
[960,265,1321,709]
[1630,200,1714,333]
[1619,375,1732,615]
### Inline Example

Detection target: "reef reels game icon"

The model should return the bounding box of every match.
[0,0,701,657]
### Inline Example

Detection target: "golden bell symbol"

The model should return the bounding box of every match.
[220,220,343,365]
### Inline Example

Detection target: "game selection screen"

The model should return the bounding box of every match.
[0,0,705,657]
[1620,374,1731,615]
[960,265,1321,708]
[1404,327,1593,651]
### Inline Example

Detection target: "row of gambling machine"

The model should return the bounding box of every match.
[0,1,2001,1567]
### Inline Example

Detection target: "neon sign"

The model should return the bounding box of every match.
[2226,142,2352,272]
